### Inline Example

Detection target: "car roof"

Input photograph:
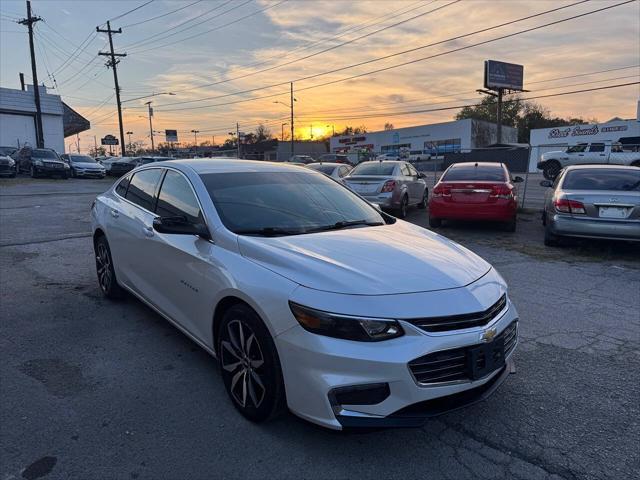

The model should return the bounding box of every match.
[308,162,343,167]
[564,164,639,171]
[357,160,403,165]
[160,158,324,174]
[449,162,504,169]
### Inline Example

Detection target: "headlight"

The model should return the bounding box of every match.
[7,158,14,166]
[289,302,404,342]
[33,159,43,166]
[63,163,70,169]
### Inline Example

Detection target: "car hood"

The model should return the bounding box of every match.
[73,162,103,168]
[237,221,491,295]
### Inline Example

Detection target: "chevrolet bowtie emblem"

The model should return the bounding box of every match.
[481,328,497,343]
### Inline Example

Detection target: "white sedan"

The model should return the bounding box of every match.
[91,159,518,430]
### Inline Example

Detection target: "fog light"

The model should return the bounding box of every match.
[328,383,391,413]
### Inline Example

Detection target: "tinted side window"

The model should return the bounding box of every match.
[125,169,163,211]
[115,174,131,197]
[156,170,203,224]
[589,143,605,152]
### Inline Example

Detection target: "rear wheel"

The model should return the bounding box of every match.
[218,304,285,423]
[544,226,560,247]
[417,189,428,209]
[504,217,517,232]
[397,195,408,219]
[94,235,124,299]
[542,160,561,180]
[429,216,442,228]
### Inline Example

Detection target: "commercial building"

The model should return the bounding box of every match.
[329,119,517,157]
[528,117,640,172]
[0,84,89,153]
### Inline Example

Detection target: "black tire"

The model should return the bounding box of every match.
[542,211,547,226]
[30,166,38,178]
[94,235,124,299]
[417,189,428,209]
[631,160,640,168]
[429,216,442,228]
[504,217,517,232]
[542,160,561,180]
[218,304,285,423]
[397,194,408,219]
[544,226,560,247]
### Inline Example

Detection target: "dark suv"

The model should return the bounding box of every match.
[13,147,70,178]
[0,146,17,177]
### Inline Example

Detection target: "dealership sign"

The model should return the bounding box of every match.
[547,124,628,140]
[101,134,118,146]
[484,60,524,90]
[165,129,178,142]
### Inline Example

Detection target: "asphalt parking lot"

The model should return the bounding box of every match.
[1,176,638,480]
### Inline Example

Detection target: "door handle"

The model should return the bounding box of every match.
[110,209,119,218]
[143,226,154,238]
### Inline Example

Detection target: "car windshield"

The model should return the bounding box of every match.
[32,149,59,159]
[566,144,587,153]
[200,171,384,236]
[308,164,336,174]
[0,147,15,156]
[351,162,396,176]
[442,165,506,181]
[562,169,640,191]
[69,155,97,163]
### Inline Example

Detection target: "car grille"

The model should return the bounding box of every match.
[408,321,517,385]
[0,164,13,172]
[44,162,63,168]
[406,294,507,333]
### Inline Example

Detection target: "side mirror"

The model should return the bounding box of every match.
[539,180,553,188]
[512,176,524,183]
[417,172,426,179]
[153,216,211,239]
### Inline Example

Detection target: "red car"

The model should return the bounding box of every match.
[428,162,523,231]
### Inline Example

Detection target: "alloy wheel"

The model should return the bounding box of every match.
[95,243,112,293]
[220,319,266,409]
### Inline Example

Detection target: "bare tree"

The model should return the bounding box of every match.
[384,122,394,130]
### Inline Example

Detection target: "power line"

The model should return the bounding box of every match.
[121,0,203,28]
[128,0,288,54]
[152,0,597,109]
[108,0,155,23]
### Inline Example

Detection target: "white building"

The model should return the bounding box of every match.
[0,85,89,153]
[528,117,640,172]
[329,119,517,157]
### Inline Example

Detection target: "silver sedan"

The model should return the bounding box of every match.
[306,162,352,181]
[541,165,640,245]
[344,161,428,218]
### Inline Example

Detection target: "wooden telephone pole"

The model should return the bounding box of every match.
[18,1,44,148]
[97,21,126,156]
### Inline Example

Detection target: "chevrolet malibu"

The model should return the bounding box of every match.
[91,159,518,430]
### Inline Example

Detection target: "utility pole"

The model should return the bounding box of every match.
[97,21,126,156]
[290,82,294,158]
[236,123,241,159]
[496,88,503,144]
[93,135,98,157]
[18,1,44,148]
[191,130,199,156]
[145,101,154,152]
[76,134,80,153]
[126,131,133,154]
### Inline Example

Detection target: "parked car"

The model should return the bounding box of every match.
[306,162,352,181]
[103,157,138,177]
[540,165,640,246]
[537,141,640,180]
[61,154,106,178]
[0,146,17,177]
[344,160,427,218]
[375,153,400,161]
[13,146,70,178]
[92,159,518,430]
[287,155,315,165]
[135,156,176,166]
[318,153,352,165]
[407,150,432,162]
[428,162,523,231]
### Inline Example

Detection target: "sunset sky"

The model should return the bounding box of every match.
[1,0,638,151]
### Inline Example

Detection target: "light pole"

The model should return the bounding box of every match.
[145,101,154,153]
[191,130,199,157]
[281,122,288,142]
[126,131,133,154]
[273,82,296,159]
[326,124,335,136]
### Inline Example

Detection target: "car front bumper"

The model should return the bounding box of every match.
[34,165,69,176]
[74,169,106,177]
[549,213,640,241]
[275,270,518,430]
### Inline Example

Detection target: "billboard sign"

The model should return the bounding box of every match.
[101,134,118,146]
[484,60,524,90]
[165,129,178,142]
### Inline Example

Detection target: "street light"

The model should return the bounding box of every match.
[126,131,133,154]
[326,124,335,136]
[274,83,297,158]
[191,130,199,157]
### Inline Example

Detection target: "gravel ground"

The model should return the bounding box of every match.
[1,176,638,480]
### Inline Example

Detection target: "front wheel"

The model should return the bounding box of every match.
[94,235,124,299]
[30,166,38,178]
[218,304,285,423]
[417,189,428,209]
[542,160,561,180]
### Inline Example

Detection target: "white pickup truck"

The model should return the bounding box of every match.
[537,141,640,179]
